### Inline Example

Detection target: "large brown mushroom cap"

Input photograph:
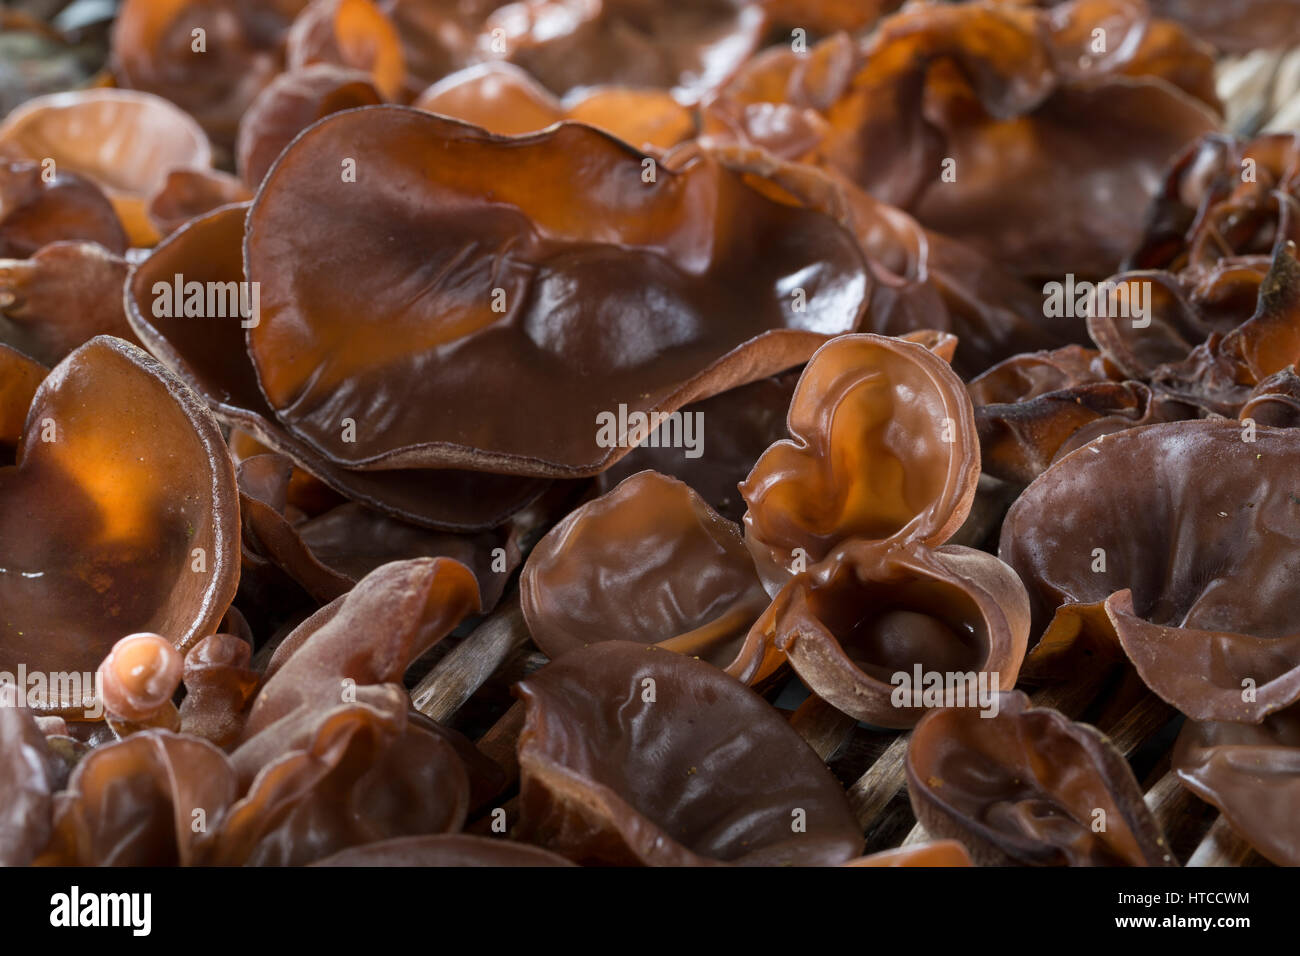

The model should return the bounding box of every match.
[514,641,863,866]
[124,202,552,530]
[243,107,868,477]
[1001,418,1300,722]
[0,336,239,713]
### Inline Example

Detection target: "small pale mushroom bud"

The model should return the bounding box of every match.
[98,632,183,736]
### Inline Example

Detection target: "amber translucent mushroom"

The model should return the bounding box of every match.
[907,692,1174,866]
[124,202,551,530]
[521,471,776,681]
[0,344,45,454]
[98,632,185,730]
[514,642,864,866]
[0,337,239,713]
[740,333,979,594]
[0,89,212,247]
[243,107,867,477]
[287,0,406,100]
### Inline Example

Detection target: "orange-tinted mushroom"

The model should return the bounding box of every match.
[521,470,776,681]
[0,89,213,247]
[907,692,1174,866]
[243,107,867,477]
[514,642,863,865]
[98,632,185,730]
[287,0,406,100]
[740,333,979,594]
[0,344,45,457]
[0,336,239,714]
[840,840,973,867]
[123,202,552,530]
[111,0,307,149]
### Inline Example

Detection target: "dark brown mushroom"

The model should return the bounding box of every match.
[514,641,864,865]
[0,159,127,257]
[906,691,1174,866]
[286,0,406,100]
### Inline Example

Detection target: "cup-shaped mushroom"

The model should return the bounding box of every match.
[514,641,863,866]
[967,345,1112,407]
[0,89,212,246]
[36,729,238,866]
[521,470,776,681]
[0,242,136,366]
[758,540,1028,727]
[1001,418,1300,722]
[0,159,127,257]
[242,107,867,477]
[1173,705,1300,866]
[906,691,1174,866]
[98,632,184,727]
[740,332,979,594]
[123,202,551,530]
[0,336,239,714]
[236,65,383,188]
[286,0,406,100]
[310,834,577,866]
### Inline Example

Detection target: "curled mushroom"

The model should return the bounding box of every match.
[146,168,252,239]
[178,633,258,749]
[36,729,239,866]
[1001,418,1300,722]
[1173,704,1300,866]
[98,632,185,735]
[740,332,978,594]
[514,641,863,866]
[521,470,776,681]
[0,336,239,713]
[0,706,58,866]
[0,89,213,246]
[906,691,1174,866]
